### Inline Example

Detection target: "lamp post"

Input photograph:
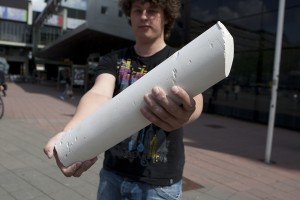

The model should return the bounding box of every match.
[265,0,286,164]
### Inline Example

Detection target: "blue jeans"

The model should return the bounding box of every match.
[97,168,182,200]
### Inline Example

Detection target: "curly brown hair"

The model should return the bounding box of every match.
[119,0,181,39]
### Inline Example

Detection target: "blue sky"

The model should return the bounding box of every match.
[32,0,46,12]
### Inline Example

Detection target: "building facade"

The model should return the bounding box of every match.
[189,0,300,130]
[0,0,87,80]
[0,0,32,75]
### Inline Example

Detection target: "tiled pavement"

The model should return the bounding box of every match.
[0,82,300,200]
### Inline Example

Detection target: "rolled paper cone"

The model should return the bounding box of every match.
[55,21,234,167]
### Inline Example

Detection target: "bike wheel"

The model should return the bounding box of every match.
[0,96,4,119]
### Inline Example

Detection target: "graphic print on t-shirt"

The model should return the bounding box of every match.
[111,124,169,166]
[116,58,148,91]
[113,58,170,167]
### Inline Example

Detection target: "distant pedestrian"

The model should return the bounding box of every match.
[60,73,74,100]
[225,85,231,100]
[234,84,240,100]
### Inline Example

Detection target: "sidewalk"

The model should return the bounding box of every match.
[0,82,300,200]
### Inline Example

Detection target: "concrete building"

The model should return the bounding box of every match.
[0,0,32,75]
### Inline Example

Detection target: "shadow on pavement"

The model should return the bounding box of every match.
[183,114,300,170]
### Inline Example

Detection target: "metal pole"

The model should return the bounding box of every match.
[265,0,286,164]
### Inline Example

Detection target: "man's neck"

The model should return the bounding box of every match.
[134,39,166,57]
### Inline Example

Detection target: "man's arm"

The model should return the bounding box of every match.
[44,73,116,177]
[63,74,116,131]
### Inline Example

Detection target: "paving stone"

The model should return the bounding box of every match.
[1,82,300,200]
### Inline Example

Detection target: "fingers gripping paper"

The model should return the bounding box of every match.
[55,21,234,167]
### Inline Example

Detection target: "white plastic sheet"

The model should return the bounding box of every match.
[56,21,234,167]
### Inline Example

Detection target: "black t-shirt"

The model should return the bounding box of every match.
[95,46,185,186]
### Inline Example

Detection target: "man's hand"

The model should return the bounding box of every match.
[141,85,201,132]
[43,132,98,177]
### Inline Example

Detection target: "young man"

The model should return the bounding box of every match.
[44,0,203,199]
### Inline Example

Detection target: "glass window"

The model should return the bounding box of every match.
[283,6,300,46]
[191,0,218,23]
[190,0,300,130]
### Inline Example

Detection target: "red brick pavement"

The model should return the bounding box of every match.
[3,82,78,133]
[2,82,300,200]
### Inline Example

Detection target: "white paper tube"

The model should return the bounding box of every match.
[55,21,234,167]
